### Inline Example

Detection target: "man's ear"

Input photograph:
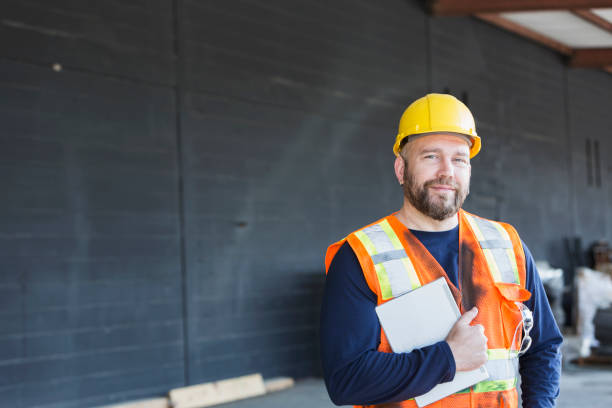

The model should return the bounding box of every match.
[394,155,405,185]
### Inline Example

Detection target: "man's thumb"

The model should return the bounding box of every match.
[458,306,478,324]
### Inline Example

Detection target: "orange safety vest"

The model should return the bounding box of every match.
[324,209,531,408]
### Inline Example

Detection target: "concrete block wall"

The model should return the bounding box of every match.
[0,1,611,407]
[177,0,429,386]
[0,1,184,407]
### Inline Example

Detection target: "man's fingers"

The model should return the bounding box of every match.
[457,306,478,325]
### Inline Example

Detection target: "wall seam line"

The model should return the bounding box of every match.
[172,0,190,386]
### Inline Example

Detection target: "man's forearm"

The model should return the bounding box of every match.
[324,341,455,406]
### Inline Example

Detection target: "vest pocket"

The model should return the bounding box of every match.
[494,282,531,350]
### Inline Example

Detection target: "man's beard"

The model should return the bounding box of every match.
[402,165,469,221]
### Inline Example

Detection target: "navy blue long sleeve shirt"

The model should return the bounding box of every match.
[320,223,562,407]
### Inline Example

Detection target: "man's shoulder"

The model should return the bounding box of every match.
[349,214,395,235]
[324,214,393,274]
[329,214,394,244]
[462,210,521,235]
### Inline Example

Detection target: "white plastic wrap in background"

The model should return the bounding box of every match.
[576,267,612,357]
[536,261,565,326]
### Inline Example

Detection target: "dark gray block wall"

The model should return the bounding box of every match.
[0,1,183,407]
[177,0,429,386]
[0,1,610,407]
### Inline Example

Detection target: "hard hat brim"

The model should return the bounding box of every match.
[393,131,481,159]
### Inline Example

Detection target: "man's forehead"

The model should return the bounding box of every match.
[408,133,471,153]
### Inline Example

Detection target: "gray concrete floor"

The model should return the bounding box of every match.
[558,364,612,408]
[221,366,612,408]
[556,333,612,408]
[221,378,334,408]
[224,335,612,407]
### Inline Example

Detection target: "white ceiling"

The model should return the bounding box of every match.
[591,8,612,23]
[500,10,612,48]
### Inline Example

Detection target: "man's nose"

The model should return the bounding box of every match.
[436,157,455,179]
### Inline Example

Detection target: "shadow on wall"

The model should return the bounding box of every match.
[231,270,327,380]
[293,271,326,378]
[311,271,326,378]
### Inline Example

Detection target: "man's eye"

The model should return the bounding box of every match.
[424,154,437,159]
[454,158,467,164]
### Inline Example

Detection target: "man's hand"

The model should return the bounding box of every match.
[445,307,488,371]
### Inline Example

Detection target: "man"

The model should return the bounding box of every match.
[320,94,562,408]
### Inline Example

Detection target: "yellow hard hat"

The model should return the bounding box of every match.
[393,93,481,158]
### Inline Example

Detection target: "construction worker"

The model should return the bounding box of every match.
[320,94,562,408]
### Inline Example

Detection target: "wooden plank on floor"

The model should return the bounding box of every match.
[264,377,295,393]
[574,354,612,365]
[169,373,266,408]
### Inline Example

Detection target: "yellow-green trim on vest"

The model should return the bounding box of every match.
[484,349,518,381]
[451,349,518,395]
[487,348,518,360]
[453,379,516,395]
[453,378,516,395]
[473,378,517,393]
[353,218,421,300]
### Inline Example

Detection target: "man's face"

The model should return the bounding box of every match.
[401,134,471,221]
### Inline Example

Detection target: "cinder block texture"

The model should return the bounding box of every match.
[1,0,611,407]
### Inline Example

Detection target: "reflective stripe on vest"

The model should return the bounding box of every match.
[479,349,518,392]
[463,213,520,285]
[462,213,522,393]
[452,349,518,394]
[354,219,421,300]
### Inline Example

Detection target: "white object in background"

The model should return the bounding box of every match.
[375,277,489,407]
[576,267,612,357]
[536,260,565,326]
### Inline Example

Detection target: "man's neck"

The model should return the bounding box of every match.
[395,199,459,232]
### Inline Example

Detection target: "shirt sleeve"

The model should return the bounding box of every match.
[320,242,456,406]
[519,241,563,408]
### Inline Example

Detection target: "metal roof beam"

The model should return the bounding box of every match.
[568,48,612,67]
[475,13,573,55]
[428,0,612,16]
[571,9,612,33]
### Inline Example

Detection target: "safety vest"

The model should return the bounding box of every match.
[324,209,531,408]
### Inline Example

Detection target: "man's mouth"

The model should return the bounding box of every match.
[429,184,455,191]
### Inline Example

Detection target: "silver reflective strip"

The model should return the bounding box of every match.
[383,259,415,297]
[485,357,518,381]
[361,222,420,299]
[472,216,501,241]
[479,239,513,249]
[371,249,407,265]
[472,217,516,283]
[362,224,395,253]
[490,247,516,283]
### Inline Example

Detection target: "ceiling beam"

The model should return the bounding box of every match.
[571,9,612,33]
[475,13,573,55]
[428,0,612,16]
[568,48,612,67]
